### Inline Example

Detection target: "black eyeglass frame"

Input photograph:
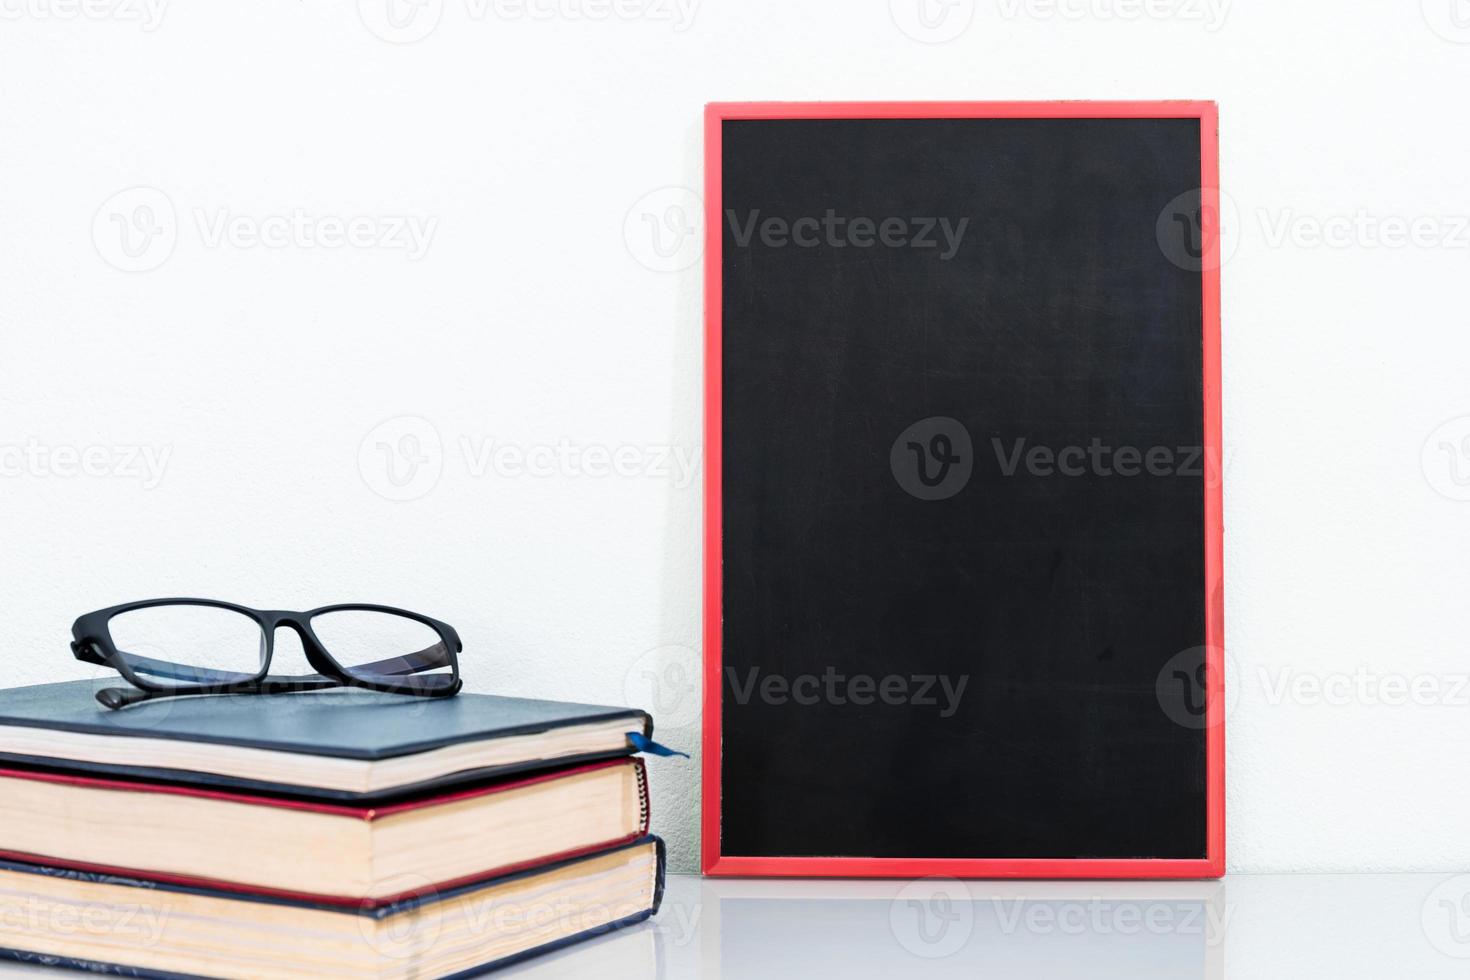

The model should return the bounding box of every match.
[71,598,463,710]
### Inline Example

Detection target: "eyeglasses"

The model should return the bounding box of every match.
[71,599,463,710]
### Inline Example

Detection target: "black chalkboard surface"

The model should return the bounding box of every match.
[702,103,1223,878]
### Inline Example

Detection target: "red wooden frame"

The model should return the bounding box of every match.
[702,101,1224,879]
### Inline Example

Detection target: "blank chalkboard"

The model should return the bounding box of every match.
[702,104,1224,878]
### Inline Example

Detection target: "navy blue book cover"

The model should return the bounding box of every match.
[0,679,652,801]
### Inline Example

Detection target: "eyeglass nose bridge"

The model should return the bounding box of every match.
[256,615,339,677]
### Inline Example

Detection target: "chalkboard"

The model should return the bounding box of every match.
[701,103,1223,878]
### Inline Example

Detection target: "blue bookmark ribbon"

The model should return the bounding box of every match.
[627,731,689,758]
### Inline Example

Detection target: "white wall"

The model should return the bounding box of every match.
[3,0,1469,875]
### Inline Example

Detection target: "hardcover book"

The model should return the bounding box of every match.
[0,680,653,801]
[0,837,665,979]
[0,758,649,906]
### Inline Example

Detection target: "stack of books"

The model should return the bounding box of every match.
[0,680,665,978]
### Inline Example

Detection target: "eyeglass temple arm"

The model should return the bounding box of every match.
[91,641,454,709]
[126,641,450,680]
[110,652,261,686]
[73,641,256,688]
[95,674,347,710]
[350,640,455,677]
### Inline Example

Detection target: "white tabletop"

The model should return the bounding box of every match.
[2,872,1466,978]
[494,872,1468,979]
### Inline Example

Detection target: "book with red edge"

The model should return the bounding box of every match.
[0,755,651,907]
